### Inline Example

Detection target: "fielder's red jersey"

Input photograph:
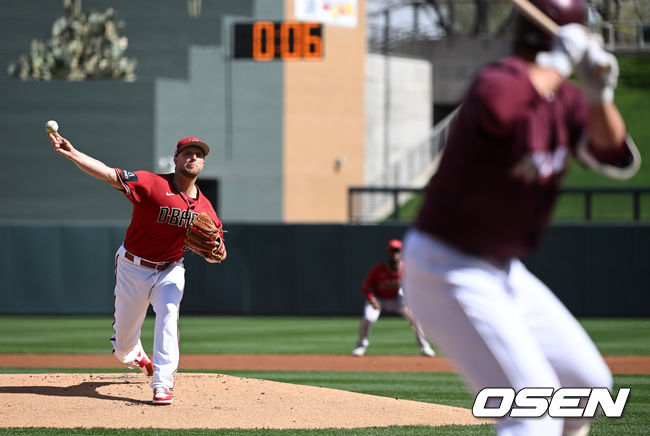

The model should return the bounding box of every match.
[362,262,403,300]
[115,169,223,263]
[416,56,628,261]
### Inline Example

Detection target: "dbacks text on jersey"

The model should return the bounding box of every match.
[157,207,197,228]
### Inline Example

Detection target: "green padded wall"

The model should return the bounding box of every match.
[1,223,648,316]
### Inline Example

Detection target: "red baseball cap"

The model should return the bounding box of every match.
[387,239,402,251]
[175,136,210,157]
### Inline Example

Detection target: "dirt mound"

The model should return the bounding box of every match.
[0,373,487,429]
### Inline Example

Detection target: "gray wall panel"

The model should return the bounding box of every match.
[0,81,154,220]
[153,45,285,222]
[154,46,229,170]
[1,0,283,223]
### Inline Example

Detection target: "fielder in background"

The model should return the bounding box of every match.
[403,1,639,435]
[49,133,226,406]
[352,239,435,357]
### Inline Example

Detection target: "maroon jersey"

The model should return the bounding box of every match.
[115,170,223,263]
[362,262,403,300]
[416,56,626,261]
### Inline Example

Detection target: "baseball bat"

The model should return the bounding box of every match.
[510,0,559,35]
[510,0,613,75]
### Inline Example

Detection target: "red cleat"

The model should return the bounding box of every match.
[152,387,173,405]
[126,351,154,376]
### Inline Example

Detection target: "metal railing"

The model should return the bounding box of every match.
[558,187,650,221]
[600,22,650,52]
[360,108,459,222]
[368,15,650,58]
[348,186,650,223]
[349,186,423,223]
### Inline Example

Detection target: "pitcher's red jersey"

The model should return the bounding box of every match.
[116,169,222,263]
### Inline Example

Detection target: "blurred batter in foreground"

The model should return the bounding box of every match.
[402,1,639,435]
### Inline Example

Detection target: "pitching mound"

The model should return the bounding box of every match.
[0,373,486,430]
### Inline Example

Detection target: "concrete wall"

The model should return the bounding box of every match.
[426,37,511,105]
[0,0,288,223]
[0,81,153,220]
[283,0,367,223]
[153,45,285,221]
[365,53,433,186]
[1,0,378,224]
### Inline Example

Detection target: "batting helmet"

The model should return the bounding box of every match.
[513,0,587,61]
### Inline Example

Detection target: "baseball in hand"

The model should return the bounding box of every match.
[45,120,59,133]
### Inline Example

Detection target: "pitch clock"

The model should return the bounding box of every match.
[233,21,323,61]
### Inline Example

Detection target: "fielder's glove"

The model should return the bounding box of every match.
[536,23,590,78]
[575,39,619,104]
[185,212,226,262]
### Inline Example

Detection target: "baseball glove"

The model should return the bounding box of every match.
[184,212,226,262]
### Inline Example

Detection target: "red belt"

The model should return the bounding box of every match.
[124,251,170,271]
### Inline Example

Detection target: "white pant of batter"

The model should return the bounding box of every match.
[355,292,432,352]
[112,245,185,390]
[403,229,612,436]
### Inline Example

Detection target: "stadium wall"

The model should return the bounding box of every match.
[1,0,393,224]
[282,0,367,223]
[0,223,648,317]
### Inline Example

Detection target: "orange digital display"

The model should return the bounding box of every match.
[234,21,323,60]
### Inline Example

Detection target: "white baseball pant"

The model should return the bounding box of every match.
[403,229,612,436]
[356,292,431,351]
[112,245,185,390]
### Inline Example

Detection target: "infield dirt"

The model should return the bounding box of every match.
[1,354,647,430]
[0,372,486,429]
[3,353,648,373]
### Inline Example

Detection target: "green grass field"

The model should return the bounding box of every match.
[1,316,649,355]
[0,316,648,435]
